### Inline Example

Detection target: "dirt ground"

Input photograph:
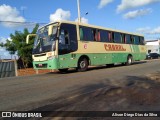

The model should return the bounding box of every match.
[17,68,54,76]
[28,71,160,120]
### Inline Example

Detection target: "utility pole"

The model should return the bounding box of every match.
[77,0,81,23]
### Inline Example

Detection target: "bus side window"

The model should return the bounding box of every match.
[93,29,101,42]
[97,30,101,42]
[59,30,65,45]
[112,32,115,42]
[126,34,131,44]
[140,37,145,45]
[139,37,141,45]
[80,27,84,40]
[121,34,126,43]
[80,26,93,41]
[59,23,77,55]
[134,36,139,45]
[64,30,70,45]
[130,35,134,44]
[59,30,70,45]
[108,32,112,42]
[92,29,97,41]
[114,32,121,43]
[100,30,109,42]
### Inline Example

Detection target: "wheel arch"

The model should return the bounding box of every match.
[128,54,133,57]
[78,55,90,66]
[125,53,133,65]
[127,54,133,61]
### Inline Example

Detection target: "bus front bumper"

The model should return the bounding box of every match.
[33,58,59,70]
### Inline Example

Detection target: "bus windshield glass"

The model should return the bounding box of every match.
[32,24,58,54]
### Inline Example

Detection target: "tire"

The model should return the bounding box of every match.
[125,56,133,66]
[59,68,68,73]
[77,58,88,72]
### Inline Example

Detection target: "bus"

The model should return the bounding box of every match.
[26,21,146,72]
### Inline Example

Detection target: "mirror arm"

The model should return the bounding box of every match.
[26,34,36,44]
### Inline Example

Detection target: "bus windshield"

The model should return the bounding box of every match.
[32,24,58,54]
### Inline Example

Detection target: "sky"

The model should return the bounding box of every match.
[0,0,160,59]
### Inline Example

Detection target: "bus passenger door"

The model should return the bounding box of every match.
[58,23,78,69]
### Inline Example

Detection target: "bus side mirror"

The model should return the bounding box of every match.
[26,34,36,44]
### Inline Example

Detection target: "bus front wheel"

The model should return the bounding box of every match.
[77,58,88,72]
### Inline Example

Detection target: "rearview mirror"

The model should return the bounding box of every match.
[26,34,36,44]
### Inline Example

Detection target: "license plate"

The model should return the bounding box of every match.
[39,64,43,67]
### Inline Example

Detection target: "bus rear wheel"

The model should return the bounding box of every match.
[77,58,88,72]
[125,56,133,65]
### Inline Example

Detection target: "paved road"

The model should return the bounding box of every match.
[0,59,160,111]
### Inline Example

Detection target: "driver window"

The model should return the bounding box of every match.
[59,29,70,45]
[59,30,65,44]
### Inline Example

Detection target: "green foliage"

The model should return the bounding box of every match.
[0,42,4,47]
[2,24,39,68]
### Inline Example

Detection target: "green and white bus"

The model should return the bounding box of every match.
[26,21,146,72]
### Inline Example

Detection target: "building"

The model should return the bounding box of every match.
[146,40,160,54]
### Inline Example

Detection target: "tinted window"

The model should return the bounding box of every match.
[59,23,78,55]
[121,34,126,43]
[134,36,140,45]
[111,32,114,42]
[126,34,131,44]
[100,30,110,42]
[108,32,112,42]
[95,30,101,42]
[92,29,97,41]
[80,27,84,40]
[130,35,134,44]
[79,26,94,41]
[140,37,145,45]
[114,32,121,43]
[59,29,70,45]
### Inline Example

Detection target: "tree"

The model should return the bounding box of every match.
[2,24,39,68]
[0,42,4,47]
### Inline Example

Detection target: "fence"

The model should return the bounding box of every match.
[0,60,17,78]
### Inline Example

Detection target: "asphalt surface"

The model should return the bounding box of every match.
[0,59,160,111]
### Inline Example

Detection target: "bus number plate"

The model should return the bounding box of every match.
[39,64,43,67]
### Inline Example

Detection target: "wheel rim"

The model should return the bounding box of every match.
[128,57,132,64]
[80,61,86,68]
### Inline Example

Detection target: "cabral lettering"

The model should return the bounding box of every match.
[104,44,126,51]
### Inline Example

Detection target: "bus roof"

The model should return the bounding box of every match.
[41,20,144,37]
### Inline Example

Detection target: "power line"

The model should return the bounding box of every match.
[0,20,47,25]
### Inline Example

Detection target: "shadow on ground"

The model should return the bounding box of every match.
[21,71,160,120]
[51,61,147,74]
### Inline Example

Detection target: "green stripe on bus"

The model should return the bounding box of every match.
[33,52,146,70]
